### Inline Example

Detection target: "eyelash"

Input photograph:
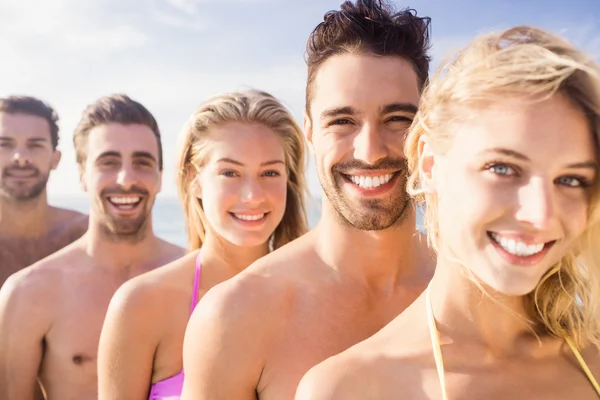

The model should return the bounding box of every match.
[221,170,281,177]
[327,115,411,127]
[484,162,592,188]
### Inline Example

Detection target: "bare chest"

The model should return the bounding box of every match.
[39,280,125,396]
[0,234,78,286]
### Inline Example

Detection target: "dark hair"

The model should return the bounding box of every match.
[73,94,163,170]
[0,96,60,149]
[305,0,431,115]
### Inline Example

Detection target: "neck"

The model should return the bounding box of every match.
[0,192,52,237]
[428,254,547,356]
[200,232,269,274]
[315,199,433,291]
[84,214,160,270]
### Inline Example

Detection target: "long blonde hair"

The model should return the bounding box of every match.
[176,89,309,252]
[405,26,600,348]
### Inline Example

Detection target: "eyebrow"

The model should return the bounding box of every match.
[380,103,418,116]
[132,151,158,163]
[0,137,48,142]
[216,158,285,167]
[320,102,418,120]
[320,106,357,120]
[482,147,598,170]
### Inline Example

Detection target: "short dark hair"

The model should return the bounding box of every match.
[305,0,431,115]
[0,96,60,149]
[73,94,163,170]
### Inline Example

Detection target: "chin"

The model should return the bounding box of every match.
[477,273,542,297]
[224,234,271,249]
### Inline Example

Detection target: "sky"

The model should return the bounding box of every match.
[1,0,598,202]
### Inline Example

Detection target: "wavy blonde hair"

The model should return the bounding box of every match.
[405,26,600,348]
[176,89,309,252]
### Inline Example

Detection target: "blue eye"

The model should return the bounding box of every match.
[488,163,516,176]
[556,175,591,188]
[263,170,280,177]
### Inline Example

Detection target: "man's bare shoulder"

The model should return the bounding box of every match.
[48,206,89,238]
[110,250,193,315]
[153,238,186,265]
[0,241,85,318]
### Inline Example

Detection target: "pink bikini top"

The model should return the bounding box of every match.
[148,252,202,400]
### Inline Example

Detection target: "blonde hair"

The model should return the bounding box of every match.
[405,26,600,348]
[176,89,309,252]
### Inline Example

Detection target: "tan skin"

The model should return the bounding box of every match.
[295,96,600,399]
[0,112,88,288]
[180,54,435,400]
[97,122,292,399]
[0,123,184,400]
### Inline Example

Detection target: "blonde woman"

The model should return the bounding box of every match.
[295,26,600,399]
[97,89,309,400]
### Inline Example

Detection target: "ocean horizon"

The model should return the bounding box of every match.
[48,194,324,248]
[48,194,424,248]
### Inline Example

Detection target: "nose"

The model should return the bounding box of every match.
[241,178,266,205]
[11,147,32,166]
[116,165,136,190]
[515,177,555,230]
[352,122,387,165]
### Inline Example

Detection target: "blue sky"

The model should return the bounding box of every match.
[0,0,598,201]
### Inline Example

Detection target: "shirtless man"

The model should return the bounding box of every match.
[180,2,435,399]
[0,94,185,400]
[0,96,88,287]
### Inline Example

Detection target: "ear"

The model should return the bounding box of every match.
[50,150,62,170]
[303,112,313,149]
[78,163,88,192]
[191,173,202,199]
[417,135,437,193]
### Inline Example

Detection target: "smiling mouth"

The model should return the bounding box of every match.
[230,212,268,221]
[106,196,143,211]
[342,172,397,189]
[488,232,555,257]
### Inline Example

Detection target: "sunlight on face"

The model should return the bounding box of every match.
[429,94,597,296]
[0,112,59,201]
[83,123,162,241]
[307,53,420,230]
[197,122,288,248]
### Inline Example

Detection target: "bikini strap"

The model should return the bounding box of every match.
[565,336,600,396]
[426,284,449,400]
[189,251,202,316]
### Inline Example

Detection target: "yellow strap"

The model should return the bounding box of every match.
[426,285,449,400]
[565,336,600,396]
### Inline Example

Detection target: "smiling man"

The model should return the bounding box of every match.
[0,94,184,400]
[180,2,436,400]
[0,96,88,288]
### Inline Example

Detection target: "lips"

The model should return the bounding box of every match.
[3,167,39,178]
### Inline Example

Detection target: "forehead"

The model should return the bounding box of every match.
[86,123,159,159]
[310,53,420,118]
[0,112,51,140]
[206,122,285,162]
[449,94,594,161]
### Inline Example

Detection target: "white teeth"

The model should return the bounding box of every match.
[490,233,545,256]
[349,173,394,189]
[233,213,265,221]
[108,196,141,205]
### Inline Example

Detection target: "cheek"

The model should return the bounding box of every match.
[560,195,590,237]
[264,179,288,207]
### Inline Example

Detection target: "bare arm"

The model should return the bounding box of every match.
[0,272,50,400]
[97,281,157,400]
[294,360,367,400]
[180,280,270,400]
